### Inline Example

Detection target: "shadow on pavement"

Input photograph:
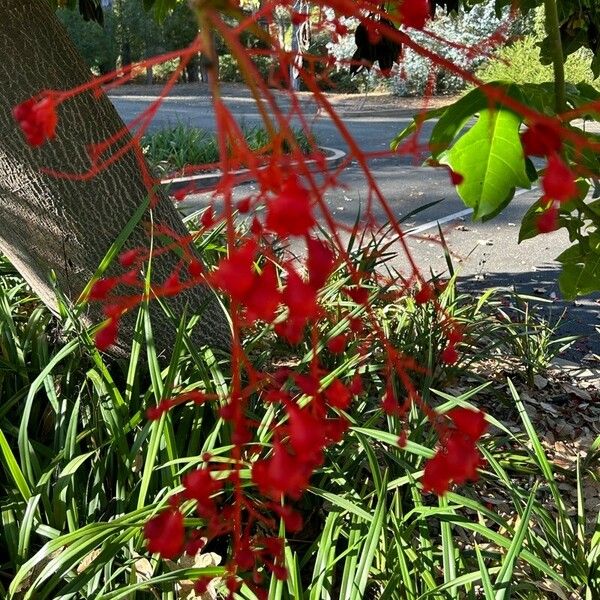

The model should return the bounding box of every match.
[457,264,600,362]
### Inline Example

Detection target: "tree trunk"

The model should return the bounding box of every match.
[0,0,230,357]
[145,65,154,85]
[186,55,200,83]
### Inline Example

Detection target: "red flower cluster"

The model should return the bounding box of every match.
[422,408,487,495]
[265,176,315,237]
[13,96,58,147]
[536,203,559,234]
[521,121,577,234]
[210,234,336,338]
[542,153,577,203]
[252,377,350,500]
[144,507,185,559]
[521,122,562,157]
[16,7,512,595]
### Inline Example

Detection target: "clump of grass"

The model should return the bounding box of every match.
[142,123,316,174]
[2,224,597,599]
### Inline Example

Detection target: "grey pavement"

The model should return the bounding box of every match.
[109,85,599,356]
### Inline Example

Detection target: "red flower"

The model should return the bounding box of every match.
[536,203,558,234]
[291,11,308,25]
[521,122,562,157]
[382,386,401,415]
[13,96,58,147]
[119,249,141,268]
[252,442,312,499]
[344,286,369,304]
[282,268,319,322]
[307,237,335,290]
[348,374,363,395]
[265,177,315,237]
[274,316,306,344]
[443,433,482,484]
[95,319,118,351]
[448,408,487,442]
[183,468,222,515]
[162,273,182,296]
[327,334,347,354]
[446,326,463,345]
[542,154,577,202]
[440,344,458,365]
[273,504,303,532]
[422,435,483,495]
[187,259,204,278]
[324,379,352,409]
[200,207,214,229]
[449,169,464,186]
[422,453,451,495]
[422,408,487,495]
[144,507,184,558]
[398,431,407,448]
[146,399,174,420]
[400,0,430,29]
[195,577,212,595]
[415,284,433,304]
[244,262,281,323]
[287,405,327,463]
[211,239,257,301]
[89,277,118,301]
[292,373,320,397]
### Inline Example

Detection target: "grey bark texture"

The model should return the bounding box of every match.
[0,0,231,358]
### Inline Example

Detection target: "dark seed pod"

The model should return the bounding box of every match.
[350,17,401,76]
[78,0,104,25]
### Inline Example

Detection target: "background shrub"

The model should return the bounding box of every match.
[390,4,530,96]
[218,54,274,83]
[477,28,596,86]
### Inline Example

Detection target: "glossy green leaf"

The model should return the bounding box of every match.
[557,234,600,299]
[441,108,531,220]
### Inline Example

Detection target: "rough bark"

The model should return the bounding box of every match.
[0,0,231,357]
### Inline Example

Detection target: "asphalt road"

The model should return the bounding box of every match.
[109,87,599,356]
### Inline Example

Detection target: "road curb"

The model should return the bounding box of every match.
[160,146,347,194]
[331,107,418,118]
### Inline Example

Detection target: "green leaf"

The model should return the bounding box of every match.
[494,486,537,600]
[0,427,31,501]
[146,0,178,22]
[518,181,590,244]
[557,235,600,299]
[441,108,531,220]
[350,472,387,600]
[428,86,487,159]
[389,107,447,152]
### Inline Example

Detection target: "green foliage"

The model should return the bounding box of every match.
[57,7,118,74]
[59,0,200,75]
[493,292,578,385]
[539,0,600,78]
[142,123,315,173]
[392,76,600,298]
[161,2,198,52]
[3,225,597,598]
[441,108,531,220]
[218,54,274,84]
[478,33,596,86]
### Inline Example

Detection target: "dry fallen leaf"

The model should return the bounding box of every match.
[561,383,592,402]
[77,548,102,574]
[132,552,154,582]
[535,578,569,600]
[165,546,222,600]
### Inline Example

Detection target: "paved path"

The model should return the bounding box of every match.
[109,84,599,356]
